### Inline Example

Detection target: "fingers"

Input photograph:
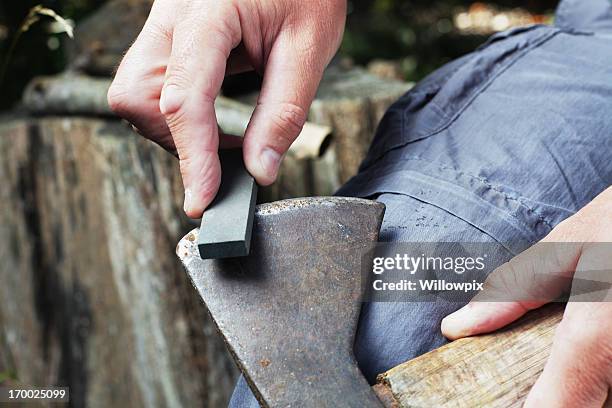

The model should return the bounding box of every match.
[442,244,582,339]
[441,301,536,340]
[525,236,612,407]
[442,224,586,339]
[441,189,612,339]
[242,33,326,185]
[160,4,241,217]
[110,0,347,217]
[109,1,246,217]
[440,190,612,407]
[107,1,174,152]
[226,43,254,76]
[524,302,612,408]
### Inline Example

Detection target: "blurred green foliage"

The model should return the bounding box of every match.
[0,370,17,382]
[0,0,558,111]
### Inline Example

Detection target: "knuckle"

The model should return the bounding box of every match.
[206,13,241,47]
[486,260,521,296]
[163,68,191,94]
[178,154,220,197]
[269,102,307,144]
[483,257,549,303]
[175,3,240,53]
[143,18,173,44]
[161,71,215,118]
[107,75,156,122]
[558,314,607,355]
[107,81,133,116]
[159,84,189,120]
[163,108,189,137]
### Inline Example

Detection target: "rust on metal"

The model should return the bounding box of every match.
[177,197,385,407]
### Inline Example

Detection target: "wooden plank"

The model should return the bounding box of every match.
[375,304,564,408]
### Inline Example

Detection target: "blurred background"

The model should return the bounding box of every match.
[0,1,559,407]
[0,0,558,110]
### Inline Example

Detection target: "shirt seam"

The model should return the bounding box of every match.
[351,156,557,231]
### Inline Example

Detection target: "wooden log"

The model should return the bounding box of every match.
[374,304,564,408]
[368,59,405,81]
[22,71,412,201]
[310,67,411,183]
[22,74,332,161]
[23,74,113,116]
[0,117,238,407]
[237,67,412,199]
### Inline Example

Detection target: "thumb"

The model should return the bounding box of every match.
[441,238,584,340]
[242,34,327,185]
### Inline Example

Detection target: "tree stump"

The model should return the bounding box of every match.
[0,117,237,407]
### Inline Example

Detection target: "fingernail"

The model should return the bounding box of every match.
[441,304,476,339]
[260,148,281,179]
[183,188,193,214]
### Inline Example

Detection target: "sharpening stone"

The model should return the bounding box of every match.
[198,149,257,259]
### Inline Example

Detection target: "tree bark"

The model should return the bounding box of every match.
[0,117,237,407]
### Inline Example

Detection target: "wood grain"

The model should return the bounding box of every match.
[375,304,564,408]
[0,117,238,407]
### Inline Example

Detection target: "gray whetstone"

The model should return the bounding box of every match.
[198,149,257,259]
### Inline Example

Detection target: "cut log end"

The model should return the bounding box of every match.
[372,383,402,408]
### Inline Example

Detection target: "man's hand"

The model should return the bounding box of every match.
[107,0,346,218]
[442,187,612,407]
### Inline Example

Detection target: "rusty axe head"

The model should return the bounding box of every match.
[177,197,385,407]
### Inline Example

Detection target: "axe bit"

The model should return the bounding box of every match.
[177,197,386,407]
